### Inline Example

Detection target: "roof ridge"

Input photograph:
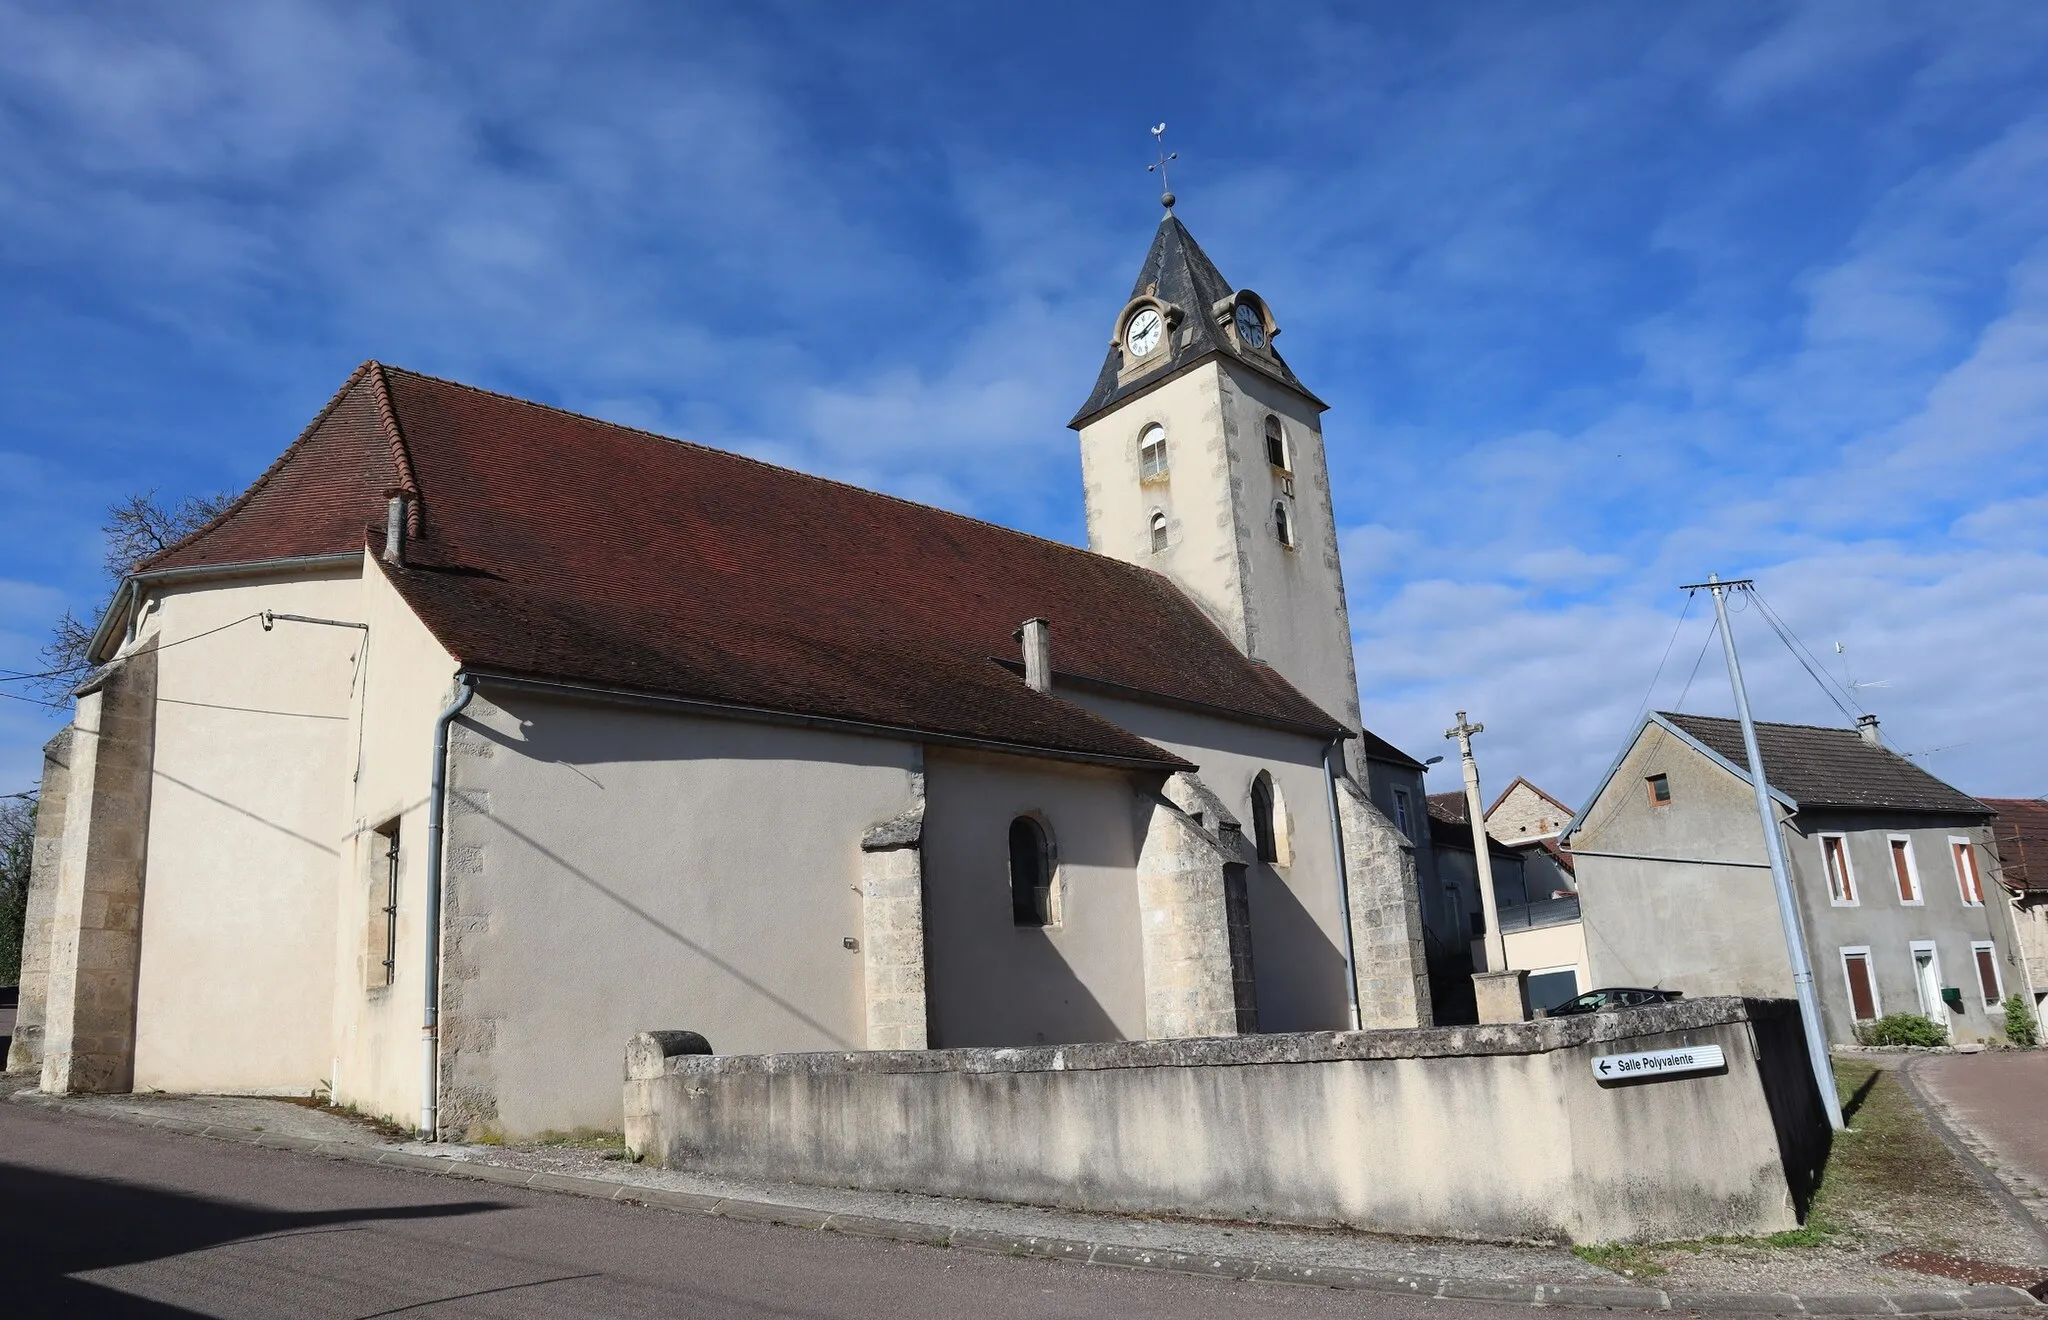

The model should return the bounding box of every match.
[367,362,422,533]
[136,361,379,574]
[374,362,1197,593]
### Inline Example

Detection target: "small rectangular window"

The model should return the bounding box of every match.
[1392,788,1413,839]
[1952,838,1983,906]
[368,819,400,989]
[1889,836,1922,905]
[1646,774,1671,806]
[1841,948,1879,1021]
[1973,941,2003,1008]
[1821,834,1856,905]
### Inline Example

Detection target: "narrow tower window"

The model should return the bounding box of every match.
[1149,510,1168,553]
[1009,816,1055,926]
[1138,424,1169,480]
[1273,500,1294,547]
[1264,415,1289,470]
[1250,771,1288,864]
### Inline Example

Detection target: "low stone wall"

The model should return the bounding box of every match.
[625,998,1827,1245]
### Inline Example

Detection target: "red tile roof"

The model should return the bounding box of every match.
[1985,798,2048,893]
[144,363,1347,768]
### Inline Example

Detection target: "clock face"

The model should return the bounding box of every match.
[1234,302,1266,350]
[1125,307,1163,358]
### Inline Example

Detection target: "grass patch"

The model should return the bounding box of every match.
[1804,1060,1987,1253]
[535,1126,628,1152]
[1572,1243,1667,1279]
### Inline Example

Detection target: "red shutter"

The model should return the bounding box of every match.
[1845,954,1877,1021]
[1977,947,2001,1007]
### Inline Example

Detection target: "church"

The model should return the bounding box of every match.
[10,211,1437,1139]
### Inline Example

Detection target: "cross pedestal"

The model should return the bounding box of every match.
[1473,969,1529,1025]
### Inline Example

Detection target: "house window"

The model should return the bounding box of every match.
[1888,836,1923,905]
[1392,787,1414,839]
[372,819,400,989]
[1839,948,1880,1021]
[1646,774,1671,806]
[1820,833,1856,905]
[1952,838,1983,906]
[1008,816,1055,927]
[1138,424,1169,480]
[1973,941,2004,1009]
[1909,941,1948,1037]
[1273,501,1294,547]
[1263,415,1289,471]
[1149,510,1168,553]
[1250,770,1288,865]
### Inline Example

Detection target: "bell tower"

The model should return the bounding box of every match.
[1069,212,1363,743]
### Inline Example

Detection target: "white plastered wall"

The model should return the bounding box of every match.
[328,559,460,1126]
[1503,922,1591,999]
[919,748,1149,1047]
[437,690,919,1137]
[1063,691,1352,1032]
[126,567,362,1094]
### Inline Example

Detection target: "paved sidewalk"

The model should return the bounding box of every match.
[1913,1052,2048,1234]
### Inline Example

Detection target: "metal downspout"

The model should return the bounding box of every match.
[1324,738,1363,1031]
[421,673,475,1139]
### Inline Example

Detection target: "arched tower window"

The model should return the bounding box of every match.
[1138,424,1169,480]
[1149,510,1168,553]
[1008,816,1055,926]
[1264,415,1289,471]
[1273,500,1294,547]
[1250,771,1289,865]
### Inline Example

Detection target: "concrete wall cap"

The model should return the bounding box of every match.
[635,996,1777,1079]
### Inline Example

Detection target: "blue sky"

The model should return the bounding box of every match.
[3,1,2044,806]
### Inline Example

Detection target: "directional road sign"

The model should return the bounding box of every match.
[1590,1043,1726,1083]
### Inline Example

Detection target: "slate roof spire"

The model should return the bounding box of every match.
[1069,213,1324,428]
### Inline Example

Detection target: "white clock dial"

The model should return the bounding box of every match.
[1234,302,1266,350]
[1125,307,1163,358]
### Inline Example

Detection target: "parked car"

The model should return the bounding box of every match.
[1546,987,1683,1016]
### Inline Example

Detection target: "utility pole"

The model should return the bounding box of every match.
[1688,575,1846,1132]
[1446,712,1508,975]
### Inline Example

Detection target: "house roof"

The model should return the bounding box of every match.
[1485,775,1573,821]
[1660,713,1989,817]
[1358,727,1426,770]
[1425,792,1520,858]
[1068,215,1322,429]
[1985,798,2048,893]
[136,362,1352,769]
[1427,791,1469,826]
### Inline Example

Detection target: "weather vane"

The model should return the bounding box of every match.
[1148,123,1177,213]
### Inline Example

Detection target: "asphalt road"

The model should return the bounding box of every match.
[0,1099,1519,1319]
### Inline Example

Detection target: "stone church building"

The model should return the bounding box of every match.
[11,214,1434,1138]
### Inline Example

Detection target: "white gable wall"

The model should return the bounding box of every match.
[125,567,362,1095]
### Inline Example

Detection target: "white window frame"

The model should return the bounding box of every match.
[1391,787,1414,838]
[1950,836,1984,907]
[1138,423,1169,481]
[1971,940,2005,1009]
[1909,939,1949,1037]
[1819,833,1858,907]
[1886,834,1924,906]
[1838,945,1881,1022]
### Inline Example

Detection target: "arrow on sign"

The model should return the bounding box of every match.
[1597,1058,1613,1077]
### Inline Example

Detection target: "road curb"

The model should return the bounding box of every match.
[8,1087,2041,1315]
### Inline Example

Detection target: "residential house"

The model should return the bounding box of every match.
[1567,712,2011,1045]
[1984,798,2047,1011]
[1426,789,1589,1017]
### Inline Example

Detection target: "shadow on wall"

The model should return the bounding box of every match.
[1747,999,1834,1220]
[927,925,1122,1049]
[0,1161,504,1316]
[1245,860,1348,1033]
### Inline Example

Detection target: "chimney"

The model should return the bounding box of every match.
[382,489,410,566]
[1018,617,1051,693]
[1856,713,1881,747]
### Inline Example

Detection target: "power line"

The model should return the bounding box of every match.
[1745,586,1863,722]
[1673,614,1721,712]
[1628,589,1696,733]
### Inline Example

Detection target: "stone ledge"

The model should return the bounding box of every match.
[648,996,1778,1079]
[8,1086,2042,1315]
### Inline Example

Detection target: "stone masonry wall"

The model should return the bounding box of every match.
[860,769,929,1051]
[7,728,74,1074]
[1337,775,1432,1029]
[1134,775,1244,1039]
[40,644,159,1094]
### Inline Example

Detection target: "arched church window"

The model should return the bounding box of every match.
[1149,510,1168,553]
[1273,500,1294,548]
[1250,771,1288,865]
[1264,415,1289,471]
[1009,816,1055,926]
[1138,424,1169,481]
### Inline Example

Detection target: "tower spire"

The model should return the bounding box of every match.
[1148,123,1177,213]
